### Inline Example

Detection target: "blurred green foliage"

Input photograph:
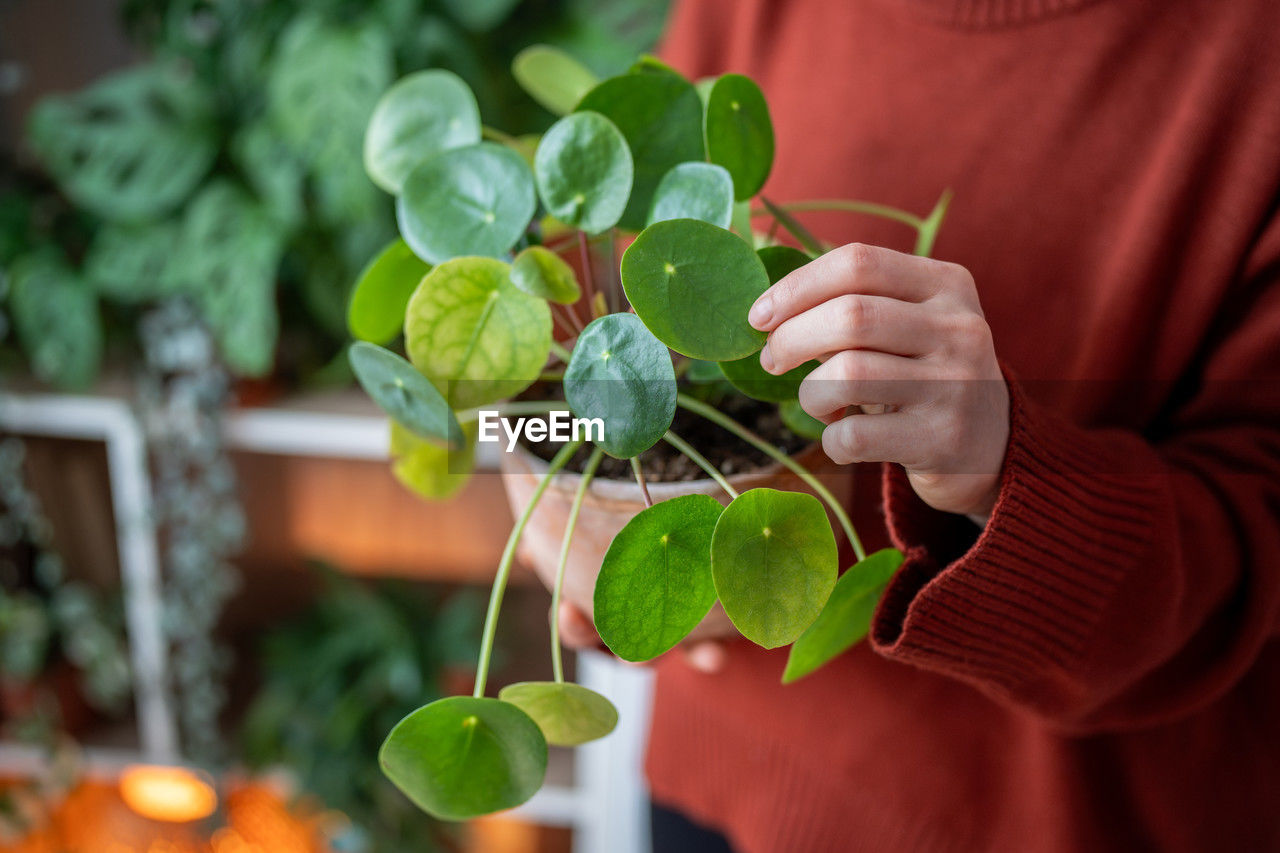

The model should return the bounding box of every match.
[2,0,671,388]
[239,568,484,853]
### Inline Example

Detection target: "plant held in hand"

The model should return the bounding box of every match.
[349,47,951,819]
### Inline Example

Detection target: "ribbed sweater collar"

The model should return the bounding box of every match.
[890,0,1107,28]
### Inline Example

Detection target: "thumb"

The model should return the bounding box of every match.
[557,601,601,649]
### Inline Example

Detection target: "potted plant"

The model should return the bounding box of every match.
[346,46,951,819]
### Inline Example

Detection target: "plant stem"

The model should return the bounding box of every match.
[551,446,603,683]
[662,430,739,499]
[577,231,597,310]
[549,340,573,364]
[481,125,519,145]
[754,198,924,231]
[674,394,865,561]
[474,439,583,698]
[913,189,953,258]
[630,456,653,507]
[759,196,826,255]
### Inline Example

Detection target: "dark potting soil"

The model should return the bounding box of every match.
[517,384,811,482]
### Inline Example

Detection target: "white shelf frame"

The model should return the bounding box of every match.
[0,388,652,853]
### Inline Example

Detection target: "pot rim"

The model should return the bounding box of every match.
[500,440,823,504]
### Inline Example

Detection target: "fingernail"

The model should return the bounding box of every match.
[748,294,773,329]
[685,642,726,674]
[759,344,776,373]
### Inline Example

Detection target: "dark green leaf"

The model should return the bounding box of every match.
[647,162,734,228]
[267,16,393,171]
[380,696,546,820]
[719,353,816,402]
[349,343,461,448]
[83,222,181,302]
[621,218,769,361]
[780,399,825,441]
[27,64,216,222]
[397,143,536,264]
[564,313,675,458]
[510,246,581,304]
[179,182,284,377]
[404,257,551,409]
[711,488,838,648]
[8,252,101,390]
[348,239,431,344]
[440,0,521,31]
[704,74,774,200]
[783,549,904,683]
[498,682,618,746]
[757,245,812,283]
[576,71,704,230]
[512,45,599,116]
[364,70,481,194]
[594,494,722,660]
[534,111,633,234]
[232,121,304,229]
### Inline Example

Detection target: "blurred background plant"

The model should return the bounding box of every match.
[1,0,673,389]
[239,566,484,853]
[0,436,132,744]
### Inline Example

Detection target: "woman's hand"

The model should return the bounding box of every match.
[750,243,1010,518]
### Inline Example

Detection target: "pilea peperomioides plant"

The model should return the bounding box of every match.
[348,47,951,820]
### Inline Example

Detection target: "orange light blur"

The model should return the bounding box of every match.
[119,765,219,823]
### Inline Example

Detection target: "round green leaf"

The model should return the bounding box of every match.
[349,342,461,447]
[498,682,618,746]
[621,218,769,361]
[594,494,723,661]
[780,399,825,441]
[512,45,599,116]
[364,70,481,194]
[757,244,812,283]
[647,162,734,229]
[380,696,547,821]
[711,488,838,648]
[564,313,675,459]
[391,419,477,500]
[396,143,536,264]
[719,354,817,403]
[404,257,551,410]
[576,71,705,231]
[534,111,633,234]
[783,549,904,683]
[705,74,774,200]
[510,246,580,304]
[348,239,431,344]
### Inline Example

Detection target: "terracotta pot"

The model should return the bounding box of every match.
[499,443,853,622]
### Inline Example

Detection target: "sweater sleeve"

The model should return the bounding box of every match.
[870,236,1280,735]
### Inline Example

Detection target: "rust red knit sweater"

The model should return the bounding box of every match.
[646,1,1280,850]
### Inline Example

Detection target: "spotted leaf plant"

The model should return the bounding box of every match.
[348,47,952,820]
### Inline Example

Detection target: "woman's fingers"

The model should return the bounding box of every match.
[761,294,937,373]
[797,350,935,420]
[557,601,600,649]
[681,641,727,674]
[749,243,945,331]
[820,411,928,467]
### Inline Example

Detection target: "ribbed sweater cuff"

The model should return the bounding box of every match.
[870,375,1168,696]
